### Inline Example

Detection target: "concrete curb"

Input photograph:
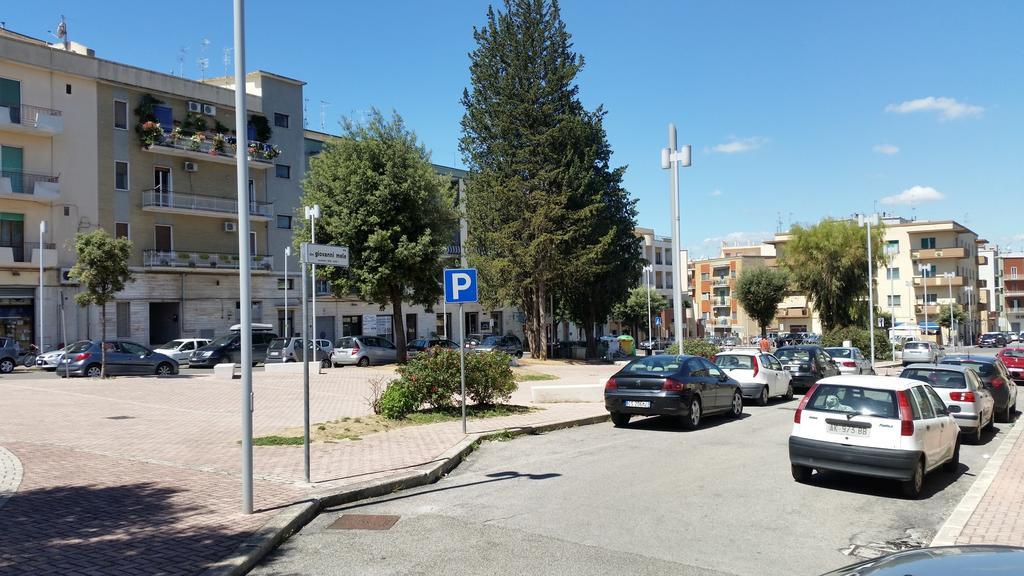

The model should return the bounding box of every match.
[202,412,609,575]
[0,446,24,512]
[931,420,1024,546]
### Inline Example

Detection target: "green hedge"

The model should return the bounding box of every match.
[664,339,721,359]
[821,326,892,360]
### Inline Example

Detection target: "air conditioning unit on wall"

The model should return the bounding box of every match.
[188,101,202,113]
[184,161,198,172]
[224,221,237,233]
[203,104,217,115]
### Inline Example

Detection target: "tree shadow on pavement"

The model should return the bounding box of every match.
[0,482,257,576]
[624,413,751,433]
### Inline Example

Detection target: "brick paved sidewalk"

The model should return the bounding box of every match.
[0,364,612,575]
[950,422,1024,546]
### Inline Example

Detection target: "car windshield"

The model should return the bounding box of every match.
[825,348,853,358]
[901,368,968,389]
[159,339,186,349]
[807,384,898,418]
[268,338,289,349]
[776,349,811,362]
[481,336,502,346]
[621,356,686,375]
[207,333,236,348]
[715,354,754,370]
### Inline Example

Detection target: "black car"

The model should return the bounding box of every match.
[941,354,1018,423]
[406,338,460,360]
[774,345,840,390]
[978,332,1008,348]
[189,324,278,367]
[820,545,1024,576]
[604,354,743,429]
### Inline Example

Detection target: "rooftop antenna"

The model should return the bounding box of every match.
[776,211,783,233]
[177,46,189,77]
[303,98,309,128]
[56,15,68,50]
[197,38,211,80]
[222,47,232,77]
[320,100,330,131]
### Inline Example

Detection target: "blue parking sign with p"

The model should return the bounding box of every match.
[444,269,478,304]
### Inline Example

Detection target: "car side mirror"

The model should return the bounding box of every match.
[947,405,962,413]
[718,373,728,382]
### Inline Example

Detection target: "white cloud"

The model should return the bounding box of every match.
[701,231,771,245]
[873,144,900,155]
[880,185,946,206]
[712,136,767,154]
[710,189,723,197]
[885,97,984,120]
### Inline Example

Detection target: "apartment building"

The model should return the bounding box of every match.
[978,245,999,332]
[0,30,99,350]
[1001,253,1024,332]
[628,227,693,340]
[693,254,770,339]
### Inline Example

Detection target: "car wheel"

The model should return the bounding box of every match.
[791,464,812,483]
[321,358,331,369]
[730,391,743,418]
[784,383,794,401]
[85,364,102,378]
[610,412,631,427]
[357,356,370,367]
[682,398,702,430]
[967,425,982,445]
[901,459,925,499]
[515,350,523,358]
[985,409,996,430]
[0,358,14,374]
[155,362,174,376]
[944,440,960,473]
[757,385,769,407]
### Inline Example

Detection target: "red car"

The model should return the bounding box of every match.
[997,346,1024,382]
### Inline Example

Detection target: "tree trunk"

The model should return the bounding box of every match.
[761,323,767,337]
[583,304,597,359]
[537,281,548,360]
[100,303,107,378]
[391,289,407,364]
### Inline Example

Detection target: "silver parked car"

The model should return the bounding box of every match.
[56,340,179,377]
[152,338,211,362]
[824,347,874,375]
[265,337,331,367]
[901,363,995,444]
[472,334,524,358]
[331,336,398,367]
[36,341,89,371]
[900,341,944,366]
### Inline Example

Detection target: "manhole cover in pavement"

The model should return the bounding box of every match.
[105,416,136,420]
[326,514,400,530]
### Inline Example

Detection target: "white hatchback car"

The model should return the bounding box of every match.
[153,338,211,363]
[713,350,794,406]
[789,375,961,498]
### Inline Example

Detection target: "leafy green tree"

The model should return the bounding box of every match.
[299,110,458,362]
[938,303,966,343]
[558,111,643,358]
[460,0,597,359]
[734,266,791,337]
[612,287,667,339]
[68,229,133,377]
[665,339,720,359]
[780,219,886,331]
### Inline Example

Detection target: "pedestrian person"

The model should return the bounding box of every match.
[759,336,771,353]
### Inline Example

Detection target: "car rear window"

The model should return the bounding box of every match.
[776,349,810,362]
[901,368,967,389]
[903,342,926,350]
[621,356,686,375]
[336,338,353,349]
[806,384,898,418]
[268,338,289,349]
[1003,349,1024,358]
[715,354,754,370]
[941,359,994,377]
[825,348,852,358]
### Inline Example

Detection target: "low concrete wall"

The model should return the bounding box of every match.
[264,362,308,374]
[212,363,239,380]
[531,384,603,404]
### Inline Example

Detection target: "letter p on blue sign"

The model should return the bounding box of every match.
[444,269,478,304]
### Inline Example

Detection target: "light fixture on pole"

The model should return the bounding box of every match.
[886,243,897,360]
[857,213,878,369]
[39,220,46,352]
[644,264,653,349]
[661,124,691,346]
[918,263,930,342]
[965,286,974,346]
[284,246,291,336]
[304,204,320,341]
[943,272,955,347]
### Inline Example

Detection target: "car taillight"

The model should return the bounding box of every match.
[73,352,91,361]
[662,377,685,392]
[604,378,617,391]
[992,377,1005,388]
[842,361,856,368]
[352,345,360,354]
[897,390,914,436]
[752,360,759,377]
[809,363,818,374]
[950,391,976,402]
[794,383,817,424]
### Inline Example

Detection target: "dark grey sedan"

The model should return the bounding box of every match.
[56,340,179,377]
[604,354,743,429]
[820,545,1024,575]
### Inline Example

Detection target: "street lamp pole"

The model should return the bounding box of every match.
[919,263,930,342]
[661,124,691,346]
[965,286,974,347]
[887,248,896,360]
[305,205,320,341]
[858,214,878,368]
[943,272,955,347]
[644,265,653,348]
[39,220,46,352]
[284,246,291,336]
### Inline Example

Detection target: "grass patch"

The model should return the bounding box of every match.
[514,371,558,382]
[269,404,540,444]
[252,435,304,446]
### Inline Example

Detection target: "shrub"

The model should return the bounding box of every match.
[396,348,461,410]
[665,338,721,359]
[377,380,421,420]
[465,351,517,405]
[822,326,892,360]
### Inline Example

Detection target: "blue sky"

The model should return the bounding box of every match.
[11,1,1023,255]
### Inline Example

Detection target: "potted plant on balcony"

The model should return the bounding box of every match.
[139,121,164,148]
[189,132,206,151]
[176,252,191,267]
[211,133,227,155]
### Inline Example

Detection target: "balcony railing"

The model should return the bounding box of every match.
[713,297,731,307]
[914,276,964,288]
[1005,290,1024,298]
[0,103,63,134]
[0,241,56,263]
[0,169,60,200]
[911,247,968,260]
[143,249,273,270]
[777,308,808,318]
[712,277,730,286]
[714,317,731,327]
[141,189,273,219]
[143,129,278,166]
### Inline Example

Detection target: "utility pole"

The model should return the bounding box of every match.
[305,204,320,369]
[965,286,974,347]
[858,213,878,368]
[284,246,291,336]
[39,220,46,352]
[919,263,930,343]
[944,272,955,347]
[644,265,653,352]
[661,124,691,346]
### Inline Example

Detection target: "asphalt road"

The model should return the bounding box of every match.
[252,374,1021,576]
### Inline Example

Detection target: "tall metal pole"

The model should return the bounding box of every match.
[966,287,973,347]
[459,302,466,434]
[920,264,929,343]
[888,250,896,361]
[284,246,290,336]
[233,0,254,515]
[645,266,652,345]
[39,220,46,352]
[945,273,955,347]
[664,124,689,346]
[301,248,310,484]
[866,217,875,369]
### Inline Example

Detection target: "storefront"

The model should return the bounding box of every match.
[0,288,34,349]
